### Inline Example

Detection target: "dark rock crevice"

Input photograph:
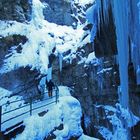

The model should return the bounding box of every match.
[94,4,117,58]
[0,67,40,99]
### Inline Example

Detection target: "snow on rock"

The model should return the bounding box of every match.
[58,86,71,97]
[74,0,95,7]
[0,20,85,74]
[14,86,90,140]
[0,87,24,113]
[85,52,98,64]
[54,96,83,139]
[78,134,99,140]
[14,108,62,140]
[97,67,112,74]
[79,34,90,48]
[99,127,113,140]
[0,21,54,74]
[55,25,85,54]
[100,104,140,140]
[0,0,85,75]
[115,104,139,127]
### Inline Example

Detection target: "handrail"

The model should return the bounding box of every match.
[1,111,30,125]
[0,85,59,132]
[32,101,56,111]
[1,89,58,107]
[2,103,30,115]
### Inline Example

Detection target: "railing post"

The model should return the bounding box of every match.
[0,106,2,131]
[56,89,58,104]
[30,98,32,116]
[55,86,59,104]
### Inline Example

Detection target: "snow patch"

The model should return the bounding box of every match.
[14,86,82,140]
[58,86,71,97]
[74,0,95,7]
[85,52,97,64]
[0,87,24,113]
[99,127,113,140]
[78,134,99,140]
[102,104,140,140]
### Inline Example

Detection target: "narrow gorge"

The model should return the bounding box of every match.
[0,0,140,140]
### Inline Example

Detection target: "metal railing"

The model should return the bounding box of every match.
[0,85,59,134]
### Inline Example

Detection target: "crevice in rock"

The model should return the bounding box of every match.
[94,4,117,58]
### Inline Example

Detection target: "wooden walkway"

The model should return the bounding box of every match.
[0,86,59,139]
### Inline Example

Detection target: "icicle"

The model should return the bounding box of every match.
[137,1,140,24]
[59,53,63,72]
[86,3,98,42]
[38,76,47,93]
[136,66,140,85]
[86,4,97,24]
[47,67,52,81]
[31,0,45,28]
[112,0,129,109]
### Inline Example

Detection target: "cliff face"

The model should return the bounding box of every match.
[52,43,119,138]
[0,0,93,98]
[95,0,140,118]
[41,0,74,26]
[0,0,31,22]
[0,0,40,99]
[52,0,140,138]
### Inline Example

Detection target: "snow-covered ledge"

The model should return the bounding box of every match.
[14,86,98,140]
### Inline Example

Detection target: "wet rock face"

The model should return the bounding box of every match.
[0,0,31,22]
[52,43,119,136]
[131,121,140,139]
[0,67,40,98]
[41,0,74,26]
[94,5,117,58]
[0,35,27,67]
[0,35,40,99]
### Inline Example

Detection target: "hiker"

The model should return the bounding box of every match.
[46,80,55,97]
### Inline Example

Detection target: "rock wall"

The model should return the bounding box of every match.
[51,0,140,138]
[96,0,140,116]
[0,0,140,139]
[0,0,32,22]
[52,41,119,137]
[41,0,74,26]
[0,0,40,99]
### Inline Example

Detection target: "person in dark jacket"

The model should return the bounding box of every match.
[46,80,55,97]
